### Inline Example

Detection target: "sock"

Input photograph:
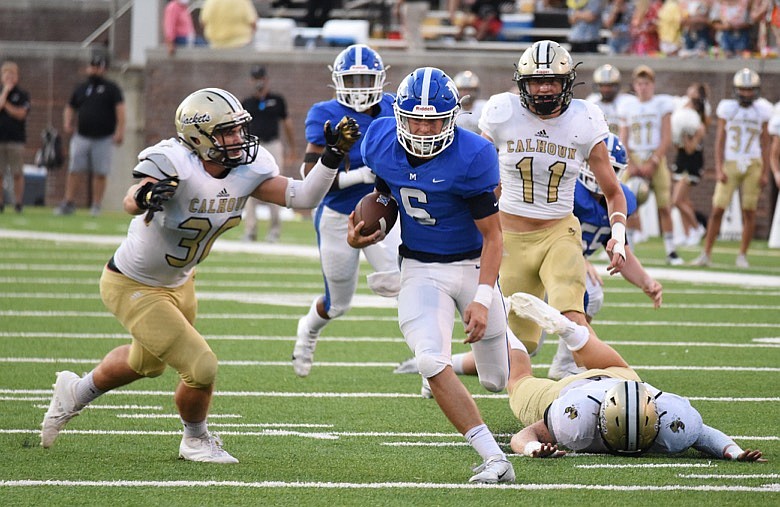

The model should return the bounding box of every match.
[181,418,208,438]
[451,353,467,375]
[74,371,104,407]
[303,298,330,335]
[558,323,590,352]
[464,423,504,461]
[663,233,675,255]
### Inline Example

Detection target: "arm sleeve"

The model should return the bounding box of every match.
[692,424,743,459]
[285,158,338,209]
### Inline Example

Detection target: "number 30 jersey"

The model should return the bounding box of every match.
[479,93,609,220]
[113,138,279,287]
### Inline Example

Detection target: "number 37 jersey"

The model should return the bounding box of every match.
[113,138,278,288]
[479,93,609,220]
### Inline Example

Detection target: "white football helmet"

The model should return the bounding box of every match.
[175,88,259,168]
[394,67,460,158]
[330,44,386,112]
[733,68,760,107]
[514,40,577,116]
[593,64,621,103]
[599,381,660,455]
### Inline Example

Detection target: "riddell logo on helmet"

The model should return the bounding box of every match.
[412,105,436,113]
[180,112,212,125]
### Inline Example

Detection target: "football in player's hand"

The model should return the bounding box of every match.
[354,191,398,236]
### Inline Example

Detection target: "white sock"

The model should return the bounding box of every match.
[558,323,590,352]
[451,353,467,375]
[181,418,208,438]
[464,423,504,461]
[303,298,330,335]
[74,371,104,407]
[663,233,675,255]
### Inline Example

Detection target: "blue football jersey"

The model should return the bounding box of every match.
[575,181,638,257]
[305,94,395,214]
[361,117,499,259]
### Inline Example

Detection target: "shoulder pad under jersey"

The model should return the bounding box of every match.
[133,153,179,180]
[483,93,515,125]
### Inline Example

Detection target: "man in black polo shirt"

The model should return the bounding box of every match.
[241,65,296,242]
[56,54,125,217]
[0,60,31,213]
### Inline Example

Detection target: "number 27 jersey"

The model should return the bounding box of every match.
[479,93,609,220]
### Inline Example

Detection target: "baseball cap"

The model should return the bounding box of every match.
[251,65,267,79]
[632,64,655,81]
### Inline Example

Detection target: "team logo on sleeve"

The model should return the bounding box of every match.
[564,405,579,419]
[668,418,686,433]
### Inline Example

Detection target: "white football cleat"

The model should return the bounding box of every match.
[469,455,515,484]
[735,254,749,268]
[41,371,84,448]
[547,341,586,381]
[690,253,711,267]
[292,316,318,377]
[508,292,572,336]
[393,357,419,374]
[179,432,238,464]
[420,377,433,399]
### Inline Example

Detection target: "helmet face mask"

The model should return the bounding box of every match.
[579,133,627,195]
[593,64,621,103]
[394,67,460,158]
[331,44,386,113]
[733,68,760,107]
[599,381,660,455]
[175,88,259,169]
[514,40,577,117]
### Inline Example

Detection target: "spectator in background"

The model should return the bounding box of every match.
[710,0,752,57]
[241,65,296,243]
[200,0,257,49]
[679,0,714,57]
[305,0,337,27]
[56,55,125,217]
[0,60,30,214]
[658,0,684,55]
[567,0,606,54]
[603,0,635,54]
[450,0,504,41]
[631,0,662,54]
[163,0,203,56]
[396,0,430,52]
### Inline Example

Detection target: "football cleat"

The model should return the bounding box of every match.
[735,254,749,268]
[690,253,711,267]
[666,252,684,266]
[179,432,238,464]
[292,316,319,377]
[41,370,85,448]
[393,357,419,374]
[547,341,585,380]
[469,455,516,484]
[508,292,572,336]
[421,377,433,399]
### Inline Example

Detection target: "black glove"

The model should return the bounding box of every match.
[321,116,361,168]
[134,178,179,212]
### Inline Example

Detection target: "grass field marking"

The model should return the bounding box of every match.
[679,474,780,479]
[577,463,716,469]
[115,414,243,419]
[207,423,335,428]
[31,404,164,411]
[754,338,780,344]
[381,442,470,447]
[0,479,778,493]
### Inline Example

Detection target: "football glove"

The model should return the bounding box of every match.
[321,116,361,168]
[134,178,179,224]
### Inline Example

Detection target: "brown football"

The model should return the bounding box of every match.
[354,191,398,236]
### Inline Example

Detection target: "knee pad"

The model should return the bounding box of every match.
[181,349,218,389]
[479,373,507,393]
[416,353,448,379]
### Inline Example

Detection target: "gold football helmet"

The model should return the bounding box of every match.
[593,64,621,103]
[454,70,480,107]
[599,381,660,454]
[513,40,577,116]
[732,68,760,107]
[175,88,259,168]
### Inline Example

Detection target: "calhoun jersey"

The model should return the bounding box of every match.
[575,181,638,257]
[767,101,780,136]
[361,117,499,259]
[716,98,773,161]
[617,94,676,157]
[113,138,279,288]
[547,377,704,454]
[479,93,609,220]
[305,94,395,214]
[455,99,487,134]
[586,93,633,135]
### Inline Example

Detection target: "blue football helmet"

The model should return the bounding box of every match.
[330,44,386,112]
[394,67,460,158]
[578,133,627,195]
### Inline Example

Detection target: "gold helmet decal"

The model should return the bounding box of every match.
[599,381,660,455]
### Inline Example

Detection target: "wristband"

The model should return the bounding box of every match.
[609,211,627,223]
[724,443,743,460]
[524,441,543,456]
[320,147,344,169]
[473,284,493,308]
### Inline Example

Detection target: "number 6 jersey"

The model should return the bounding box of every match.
[478,92,609,220]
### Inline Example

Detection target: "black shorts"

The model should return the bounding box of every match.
[672,148,704,184]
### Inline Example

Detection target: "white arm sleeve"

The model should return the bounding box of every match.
[692,424,743,460]
[285,158,338,209]
[337,166,376,188]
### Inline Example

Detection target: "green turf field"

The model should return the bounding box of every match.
[1,208,778,505]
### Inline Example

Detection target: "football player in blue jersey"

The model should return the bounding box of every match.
[292,44,402,378]
[347,67,514,484]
